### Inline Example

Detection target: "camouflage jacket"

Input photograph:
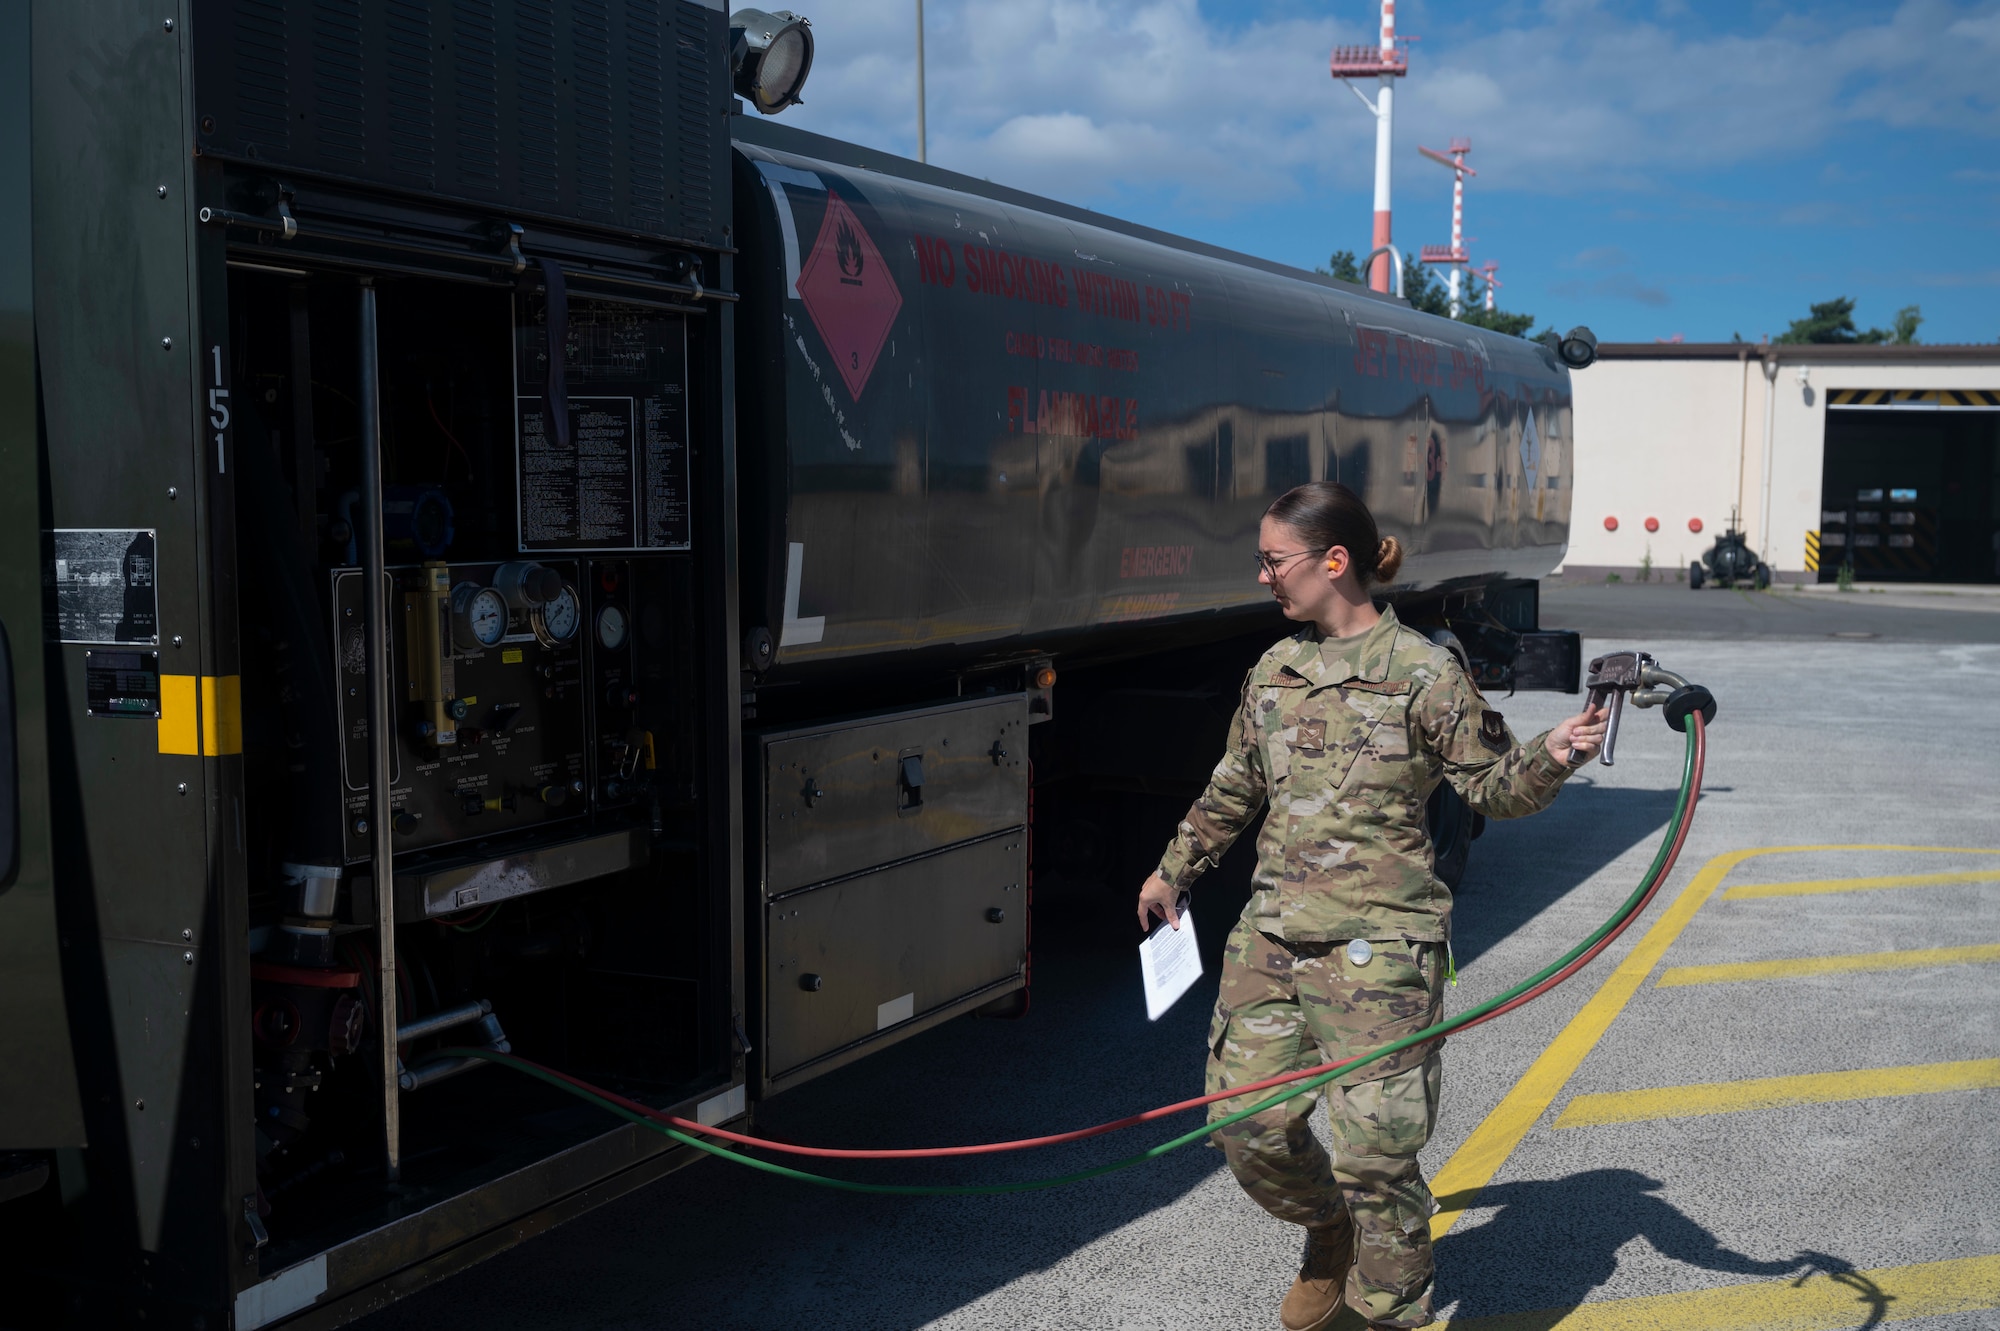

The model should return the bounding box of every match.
[1156,606,1577,943]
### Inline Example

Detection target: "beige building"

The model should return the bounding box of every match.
[1564,343,2000,584]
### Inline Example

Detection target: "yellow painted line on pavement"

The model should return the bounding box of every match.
[1722,869,2000,900]
[1554,1057,2000,1128]
[1657,942,2000,986]
[1439,1251,2000,1331]
[1426,844,2000,1241]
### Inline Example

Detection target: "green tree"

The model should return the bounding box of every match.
[1315,249,1538,337]
[1315,248,1365,284]
[1775,296,1922,345]
[1462,270,1537,337]
[1461,304,1537,339]
[1400,255,1455,318]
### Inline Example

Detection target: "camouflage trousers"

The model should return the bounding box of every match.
[1205,914,1446,1329]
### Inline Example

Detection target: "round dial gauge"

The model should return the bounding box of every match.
[533,584,581,646]
[452,583,510,650]
[595,603,628,651]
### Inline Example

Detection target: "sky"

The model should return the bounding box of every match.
[770,0,2000,345]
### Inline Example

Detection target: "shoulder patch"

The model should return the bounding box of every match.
[1479,709,1508,752]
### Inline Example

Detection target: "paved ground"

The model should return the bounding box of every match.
[1543,577,2000,642]
[358,588,2000,1331]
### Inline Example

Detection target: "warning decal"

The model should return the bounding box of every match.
[796,190,902,401]
[49,528,159,645]
[1520,407,1541,497]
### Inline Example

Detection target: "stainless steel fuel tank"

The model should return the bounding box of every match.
[731,120,1575,675]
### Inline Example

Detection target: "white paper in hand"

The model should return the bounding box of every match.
[1138,905,1202,1021]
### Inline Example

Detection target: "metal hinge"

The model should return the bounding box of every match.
[241,1194,269,1264]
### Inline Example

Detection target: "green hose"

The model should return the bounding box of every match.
[444,724,1699,1196]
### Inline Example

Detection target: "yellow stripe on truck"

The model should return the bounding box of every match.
[158,674,243,756]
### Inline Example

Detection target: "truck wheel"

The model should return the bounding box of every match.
[1428,782,1476,890]
[1754,562,1771,590]
[1689,562,1705,590]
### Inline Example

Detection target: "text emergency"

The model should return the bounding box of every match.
[1119,545,1195,578]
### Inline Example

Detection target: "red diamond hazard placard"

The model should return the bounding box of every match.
[796,189,902,402]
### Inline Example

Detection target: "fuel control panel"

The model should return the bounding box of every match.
[333,559,598,861]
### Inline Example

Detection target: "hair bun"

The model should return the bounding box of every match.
[1374,536,1404,584]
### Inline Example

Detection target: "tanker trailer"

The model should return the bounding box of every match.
[727,119,1591,1093]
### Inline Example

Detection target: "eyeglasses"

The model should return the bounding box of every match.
[1253,547,1327,579]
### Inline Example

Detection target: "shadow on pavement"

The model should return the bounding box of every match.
[355,785,1707,1330]
[1450,781,1693,971]
[1031,775,1701,978]
[1435,1169,1886,1328]
[357,894,1240,1331]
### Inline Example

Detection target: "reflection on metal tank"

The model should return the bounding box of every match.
[732,121,1573,672]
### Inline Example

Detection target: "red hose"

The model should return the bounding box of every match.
[511,717,1705,1161]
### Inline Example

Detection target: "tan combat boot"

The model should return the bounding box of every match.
[1279,1216,1354,1331]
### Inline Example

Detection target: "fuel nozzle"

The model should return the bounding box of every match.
[1587,651,1717,766]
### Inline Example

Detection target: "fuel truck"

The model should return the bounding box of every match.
[0,4,1589,1326]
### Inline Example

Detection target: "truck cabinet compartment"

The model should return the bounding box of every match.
[764,830,1027,1086]
[758,694,1029,895]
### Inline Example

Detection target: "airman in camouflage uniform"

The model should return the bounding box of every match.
[1154,605,1583,1329]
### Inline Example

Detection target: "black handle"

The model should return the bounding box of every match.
[535,257,570,451]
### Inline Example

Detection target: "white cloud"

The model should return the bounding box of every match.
[775,0,2000,217]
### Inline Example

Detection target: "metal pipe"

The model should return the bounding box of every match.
[400,1056,486,1092]
[1735,346,1751,526]
[1641,664,1691,691]
[398,1013,511,1091]
[357,280,402,1182]
[287,283,319,559]
[196,204,295,238]
[1759,356,1779,563]
[915,0,927,163]
[395,998,492,1045]
[1359,245,1405,299]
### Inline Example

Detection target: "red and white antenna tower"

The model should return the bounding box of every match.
[1477,260,1500,313]
[1417,138,1474,318]
[1330,1,1413,295]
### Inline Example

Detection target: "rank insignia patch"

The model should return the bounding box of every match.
[1479,710,1508,752]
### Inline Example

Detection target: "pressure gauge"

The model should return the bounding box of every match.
[595,603,628,651]
[533,583,581,647]
[451,582,510,651]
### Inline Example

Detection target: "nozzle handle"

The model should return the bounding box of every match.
[1594,685,1626,767]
